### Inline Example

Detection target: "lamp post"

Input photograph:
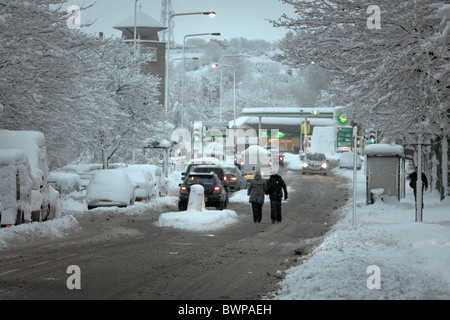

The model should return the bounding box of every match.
[220,54,249,127]
[181,32,221,127]
[213,64,236,128]
[164,11,216,114]
[133,0,138,55]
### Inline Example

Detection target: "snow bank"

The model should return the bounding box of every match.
[0,215,80,248]
[156,209,239,232]
[271,164,450,300]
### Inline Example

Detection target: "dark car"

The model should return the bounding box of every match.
[302,152,328,175]
[180,158,220,180]
[178,172,228,211]
[222,164,247,191]
[192,165,229,193]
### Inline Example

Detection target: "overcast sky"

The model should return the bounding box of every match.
[67,0,295,44]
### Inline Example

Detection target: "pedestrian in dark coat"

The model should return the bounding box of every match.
[247,170,267,223]
[408,167,428,208]
[265,174,288,223]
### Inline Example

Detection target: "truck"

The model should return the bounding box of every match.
[239,145,274,179]
[0,130,60,226]
[0,149,34,226]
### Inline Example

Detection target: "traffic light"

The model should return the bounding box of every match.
[193,121,202,143]
[369,131,377,144]
[363,129,377,144]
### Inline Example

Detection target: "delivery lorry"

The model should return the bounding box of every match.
[0,130,60,226]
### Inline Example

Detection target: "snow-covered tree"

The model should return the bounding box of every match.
[271,0,449,198]
[0,0,164,168]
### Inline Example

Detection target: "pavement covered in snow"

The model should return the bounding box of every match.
[272,153,450,300]
[1,153,449,299]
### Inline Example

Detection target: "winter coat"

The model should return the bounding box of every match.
[265,174,288,200]
[408,171,428,190]
[247,173,267,205]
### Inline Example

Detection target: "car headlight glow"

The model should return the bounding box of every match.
[321,162,328,169]
[302,162,309,168]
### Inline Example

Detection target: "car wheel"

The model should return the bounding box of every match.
[16,209,24,225]
[216,201,225,210]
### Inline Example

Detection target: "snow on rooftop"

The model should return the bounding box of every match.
[231,116,334,128]
[364,144,404,156]
[113,12,167,35]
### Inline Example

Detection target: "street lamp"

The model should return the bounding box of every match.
[220,54,249,127]
[133,0,138,55]
[214,64,236,128]
[181,32,221,127]
[164,11,216,114]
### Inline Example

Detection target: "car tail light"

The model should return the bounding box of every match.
[223,175,227,181]
[240,161,244,166]
[279,156,283,161]
[213,186,221,193]
[269,160,272,167]
[180,186,188,193]
[230,176,237,181]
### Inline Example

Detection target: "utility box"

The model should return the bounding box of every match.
[365,144,404,204]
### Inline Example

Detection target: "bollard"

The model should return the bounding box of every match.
[188,184,205,212]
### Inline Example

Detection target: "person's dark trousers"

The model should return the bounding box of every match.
[413,187,425,208]
[270,197,282,223]
[251,202,262,223]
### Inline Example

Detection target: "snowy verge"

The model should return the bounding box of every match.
[271,166,450,300]
[0,215,80,249]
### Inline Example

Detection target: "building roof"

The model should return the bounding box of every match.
[230,116,335,129]
[113,12,167,37]
[241,107,336,118]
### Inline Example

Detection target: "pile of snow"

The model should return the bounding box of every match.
[157,209,239,232]
[0,215,80,248]
[271,163,450,300]
[49,172,81,194]
[283,153,303,170]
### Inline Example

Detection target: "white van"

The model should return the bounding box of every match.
[0,149,34,226]
[240,145,274,179]
[0,130,60,223]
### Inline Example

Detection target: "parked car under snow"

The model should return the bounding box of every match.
[86,169,135,210]
[339,152,362,170]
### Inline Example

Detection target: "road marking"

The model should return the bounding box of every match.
[27,260,49,268]
[56,253,77,260]
[0,269,20,277]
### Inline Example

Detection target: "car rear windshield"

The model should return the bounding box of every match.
[186,175,215,185]
[194,167,224,178]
